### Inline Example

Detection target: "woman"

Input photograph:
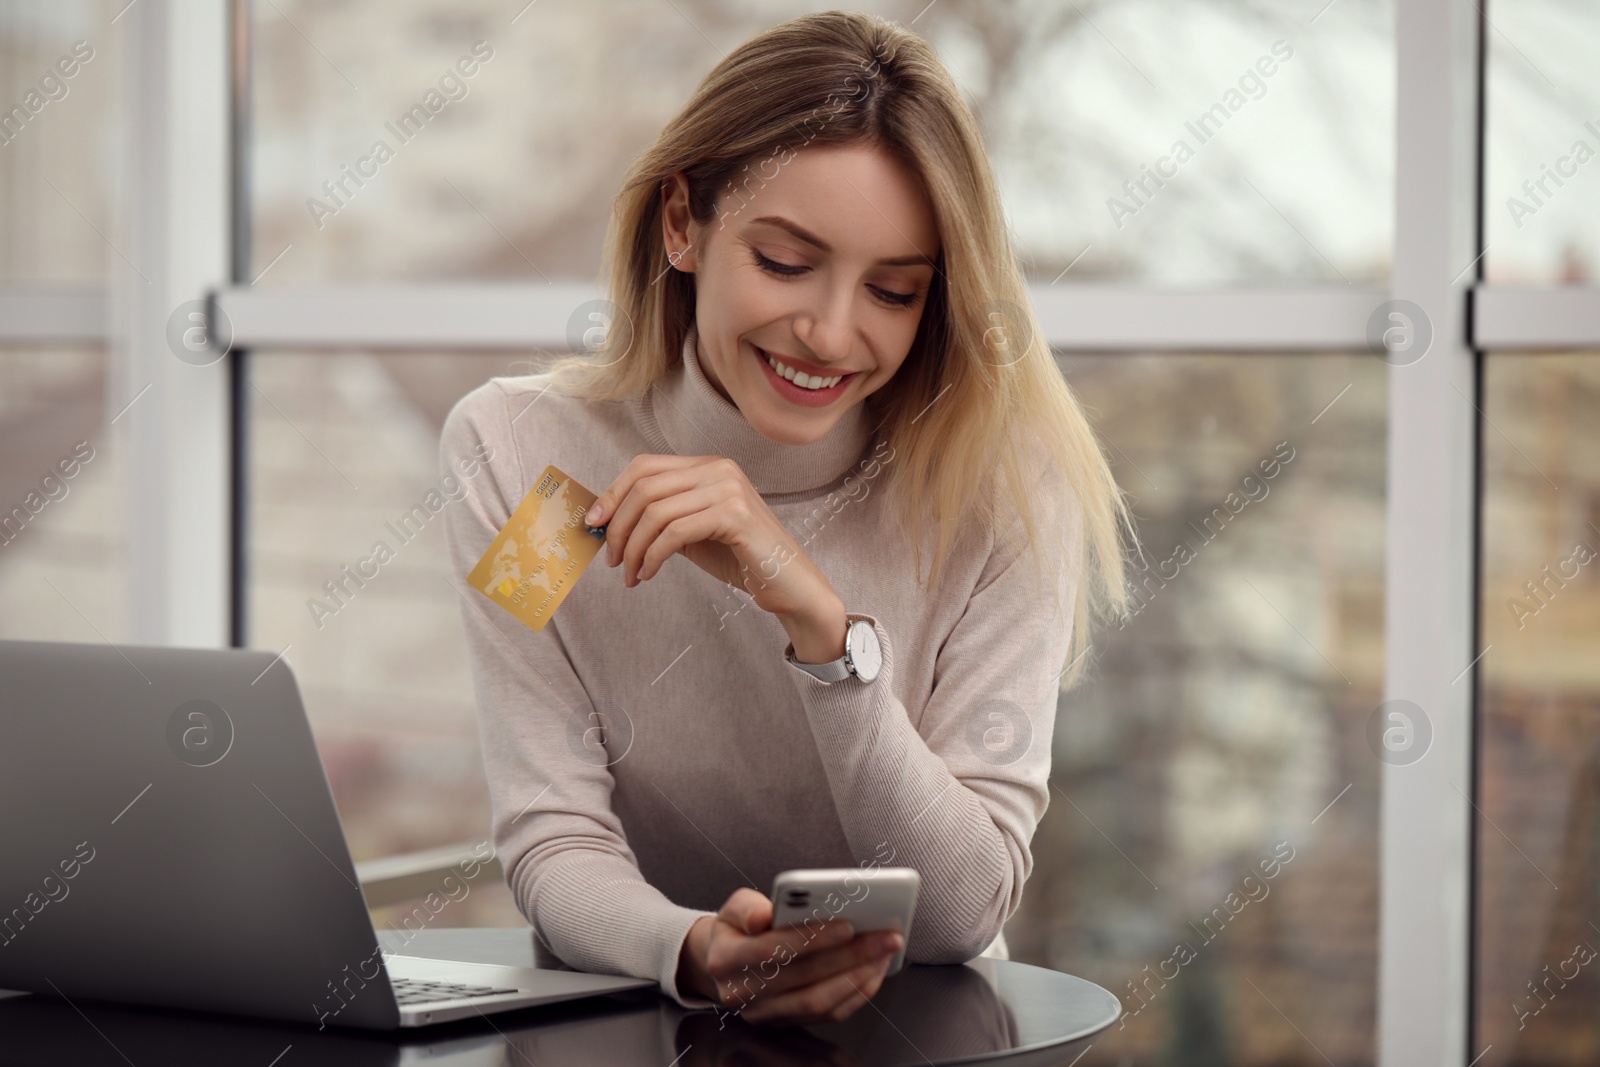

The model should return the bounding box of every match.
[441,10,1132,1027]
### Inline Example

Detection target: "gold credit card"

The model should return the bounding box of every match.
[467,464,606,631]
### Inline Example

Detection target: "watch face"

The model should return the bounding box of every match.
[847,620,881,682]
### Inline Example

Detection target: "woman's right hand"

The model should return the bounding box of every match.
[676,887,904,1026]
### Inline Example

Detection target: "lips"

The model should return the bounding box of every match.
[753,344,859,407]
[755,345,858,386]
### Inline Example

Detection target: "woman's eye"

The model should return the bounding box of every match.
[871,285,918,308]
[752,249,808,277]
[750,247,917,308]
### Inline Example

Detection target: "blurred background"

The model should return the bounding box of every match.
[1,1,1597,1064]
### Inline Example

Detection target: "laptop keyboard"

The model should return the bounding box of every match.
[391,976,524,1005]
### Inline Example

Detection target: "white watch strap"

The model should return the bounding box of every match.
[787,644,851,682]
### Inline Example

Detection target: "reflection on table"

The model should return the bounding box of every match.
[0,929,1120,1067]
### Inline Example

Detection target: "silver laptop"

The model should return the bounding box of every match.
[0,638,653,1029]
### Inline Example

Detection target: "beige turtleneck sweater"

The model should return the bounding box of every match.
[439,331,1082,1009]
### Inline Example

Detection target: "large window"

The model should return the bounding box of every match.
[2,1,1595,1062]
[0,5,126,643]
[1470,4,1600,1061]
[1475,352,1600,1065]
[241,343,1393,1053]
[0,348,126,643]
[249,0,1393,286]
[0,4,121,284]
[1484,3,1600,284]
[246,349,529,928]
[1017,351,1386,1064]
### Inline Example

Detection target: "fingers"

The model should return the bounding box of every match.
[589,454,739,530]
[702,886,902,1026]
[710,914,856,981]
[596,458,746,581]
[744,929,900,1002]
[739,945,896,1026]
[600,465,705,569]
[723,887,773,931]
[585,454,695,528]
[621,486,726,584]
[704,899,860,996]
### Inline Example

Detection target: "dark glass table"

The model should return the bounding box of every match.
[0,928,1120,1066]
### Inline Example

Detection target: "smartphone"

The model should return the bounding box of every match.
[769,867,920,976]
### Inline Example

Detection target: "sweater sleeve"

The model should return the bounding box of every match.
[440,382,719,1010]
[779,483,1084,962]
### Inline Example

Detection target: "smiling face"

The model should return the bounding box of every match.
[661,143,941,446]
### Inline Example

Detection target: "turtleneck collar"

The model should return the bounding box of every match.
[637,329,876,497]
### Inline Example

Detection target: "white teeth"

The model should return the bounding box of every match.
[762,350,844,390]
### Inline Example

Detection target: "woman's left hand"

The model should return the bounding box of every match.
[584,454,845,652]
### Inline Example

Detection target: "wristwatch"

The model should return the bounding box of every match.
[786,616,882,683]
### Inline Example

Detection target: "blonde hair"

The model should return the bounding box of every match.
[540,10,1135,689]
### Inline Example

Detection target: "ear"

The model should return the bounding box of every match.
[660,173,701,273]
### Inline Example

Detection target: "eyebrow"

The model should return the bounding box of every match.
[748,215,933,268]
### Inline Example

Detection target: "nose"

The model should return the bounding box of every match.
[792,282,855,367]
